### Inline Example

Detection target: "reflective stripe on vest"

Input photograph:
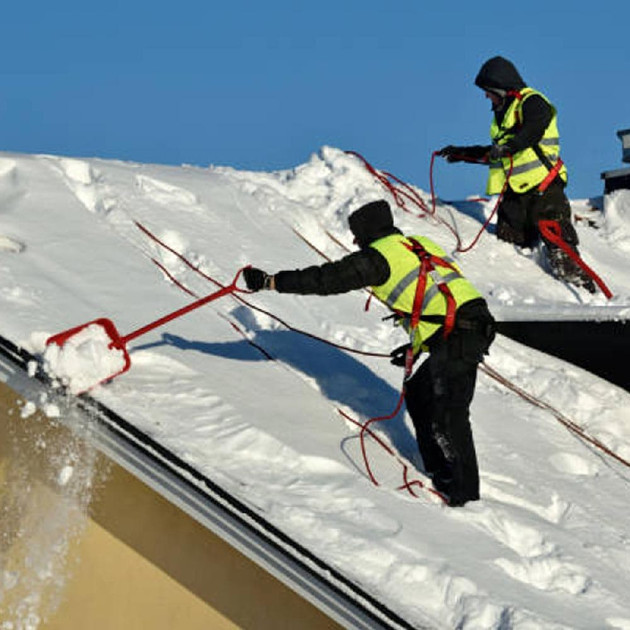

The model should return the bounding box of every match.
[487,87,568,195]
[369,234,482,351]
[387,261,461,308]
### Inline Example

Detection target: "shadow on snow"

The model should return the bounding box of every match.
[134,324,421,472]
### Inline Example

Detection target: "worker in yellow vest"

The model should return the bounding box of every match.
[438,56,595,293]
[244,200,495,507]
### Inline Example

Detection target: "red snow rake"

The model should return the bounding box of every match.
[46,267,249,393]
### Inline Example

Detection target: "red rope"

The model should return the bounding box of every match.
[350,150,613,297]
[135,219,444,502]
[135,219,630,495]
[538,220,613,299]
[336,400,446,501]
[150,257,198,297]
[135,220,385,358]
[480,363,630,469]
[429,150,511,252]
[346,150,431,217]
[346,149,511,253]
[359,392,403,485]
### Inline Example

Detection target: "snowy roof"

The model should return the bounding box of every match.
[2,148,630,629]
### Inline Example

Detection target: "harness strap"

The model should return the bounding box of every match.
[404,238,458,339]
[438,282,457,336]
[409,253,430,330]
[532,142,564,193]
[503,89,564,193]
[506,89,524,128]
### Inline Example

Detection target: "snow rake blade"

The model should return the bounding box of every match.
[45,267,249,394]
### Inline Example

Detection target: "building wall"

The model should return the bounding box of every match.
[0,381,341,630]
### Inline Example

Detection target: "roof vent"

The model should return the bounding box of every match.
[617,129,630,164]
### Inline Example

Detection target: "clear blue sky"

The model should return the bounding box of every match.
[2,1,629,200]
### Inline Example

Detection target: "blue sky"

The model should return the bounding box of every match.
[2,1,629,201]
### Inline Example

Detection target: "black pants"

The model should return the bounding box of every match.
[496,180,578,249]
[404,301,495,506]
[496,181,595,290]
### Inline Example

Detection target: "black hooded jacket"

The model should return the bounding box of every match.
[274,201,394,295]
[272,200,490,348]
[475,56,553,154]
[475,56,526,96]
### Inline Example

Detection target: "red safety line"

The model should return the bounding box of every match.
[538,158,564,194]
[480,363,630,469]
[538,220,613,299]
[337,402,446,502]
[135,220,385,358]
[429,150,511,253]
[350,151,613,297]
[218,311,275,361]
[150,257,198,297]
[346,150,431,217]
[346,150,511,253]
[135,220,630,490]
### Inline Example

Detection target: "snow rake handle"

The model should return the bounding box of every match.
[117,267,249,346]
[45,267,250,393]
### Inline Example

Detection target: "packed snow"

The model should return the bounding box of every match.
[1,147,630,629]
[43,322,127,394]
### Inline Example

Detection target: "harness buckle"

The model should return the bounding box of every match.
[429,269,446,285]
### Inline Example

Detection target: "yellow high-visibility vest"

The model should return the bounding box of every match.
[370,234,482,351]
[487,87,567,195]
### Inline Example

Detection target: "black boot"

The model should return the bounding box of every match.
[545,245,597,293]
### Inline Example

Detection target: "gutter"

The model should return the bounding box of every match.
[0,333,431,630]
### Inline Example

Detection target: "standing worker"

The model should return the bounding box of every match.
[438,56,595,292]
[244,200,495,507]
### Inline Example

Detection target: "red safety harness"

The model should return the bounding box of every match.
[505,88,564,194]
[498,92,611,296]
[537,157,564,193]
[400,237,459,376]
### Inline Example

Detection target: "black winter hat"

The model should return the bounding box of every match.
[474,56,526,96]
[348,200,400,247]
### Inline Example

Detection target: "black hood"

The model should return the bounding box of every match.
[348,200,401,248]
[474,56,526,96]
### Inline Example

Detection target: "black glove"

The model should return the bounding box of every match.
[437,145,465,163]
[489,143,511,161]
[390,343,412,367]
[244,267,273,292]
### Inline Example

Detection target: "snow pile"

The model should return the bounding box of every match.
[42,323,127,394]
[0,148,629,629]
[604,189,630,252]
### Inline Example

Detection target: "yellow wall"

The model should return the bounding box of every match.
[0,381,341,629]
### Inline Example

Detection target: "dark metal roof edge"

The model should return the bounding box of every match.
[0,334,431,630]
[600,166,630,179]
